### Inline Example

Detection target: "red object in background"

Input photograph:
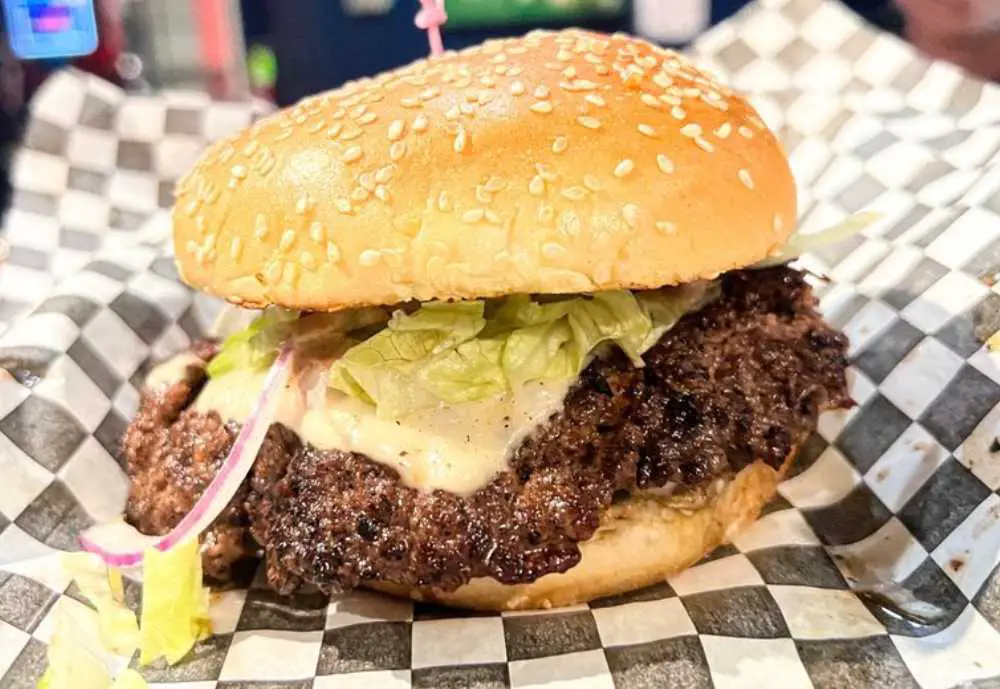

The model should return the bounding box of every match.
[74,0,125,85]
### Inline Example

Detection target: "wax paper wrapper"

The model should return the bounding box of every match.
[3,0,1000,687]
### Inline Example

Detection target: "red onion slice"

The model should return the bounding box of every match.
[80,346,294,567]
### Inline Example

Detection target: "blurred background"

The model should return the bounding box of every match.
[0,0,996,224]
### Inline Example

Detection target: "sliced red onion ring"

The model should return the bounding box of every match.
[80,346,294,568]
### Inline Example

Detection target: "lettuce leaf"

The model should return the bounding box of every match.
[329,284,717,418]
[37,600,112,689]
[111,670,148,689]
[61,553,140,656]
[139,539,212,666]
[755,212,883,268]
[206,307,298,378]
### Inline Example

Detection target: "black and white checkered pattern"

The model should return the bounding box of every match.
[4,0,1000,686]
[0,69,269,339]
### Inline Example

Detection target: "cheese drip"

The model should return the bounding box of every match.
[148,355,570,496]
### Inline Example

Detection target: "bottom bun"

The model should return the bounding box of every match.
[372,455,790,611]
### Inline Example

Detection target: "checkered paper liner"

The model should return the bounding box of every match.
[3,0,1000,687]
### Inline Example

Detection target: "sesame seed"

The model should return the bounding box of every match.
[243,140,260,156]
[536,163,558,182]
[454,126,468,153]
[495,65,508,75]
[738,169,754,190]
[301,251,316,270]
[716,122,732,139]
[557,49,572,61]
[476,185,492,204]
[638,124,657,137]
[390,141,406,161]
[186,239,198,255]
[296,195,313,214]
[352,187,370,202]
[437,191,452,212]
[335,198,353,214]
[534,85,550,99]
[279,230,296,251]
[342,146,363,163]
[511,81,526,96]
[462,208,485,223]
[577,115,601,130]
[585,93,606,108]
[680,123,702,138]
[659,93,681,106]
[583,175,601,192]
[375,165,394,184]
[653,73,673,89]
[460,102,476,115]
[622,204,640,228]
[359,249,382,267]
[445,105,460,121]
[265,261,282,283]
[655,221,676,235]
[341,128,363,141]
[739,125,753,138]
[387,120,405,141]
[542,242,566,259]
[375,185,390,202]
[401,96,420,108]
[326,123,343,139]
[413,115,429,132]
[559,210,582,236]
[327,242,341,263]
[420,87,440,100]
[552,136,569,154]
[640,93,661,109]
[773,215,784,234]
[358,112,377,125]
[562,66,578,79]
[614,159,635,178]
[309,221,325,243]
[255,214,269,239]
[695,137,714,152]
[537,203,555,223]
[562,186,587,201]
[485,209,501,224]
[359,172,376,191]
[481,75,497,87]
[274,129,292,142]
[595,64,610,75]
[671,106,686,120]
[530,101,553,114]
[656,154,675,174]
[231,164,248,179]
[294,114,307,125]
[485,176,506,192]
[573,79,598,90]
[637,55,658,69]
[749,115,765,129]
[332,108,346,119]
[350,104,367,118]
[478,90,495,105]
[529,175,546,196]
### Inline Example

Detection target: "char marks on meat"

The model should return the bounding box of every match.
[123,267,850,594]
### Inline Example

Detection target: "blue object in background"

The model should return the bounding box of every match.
[2,0,98,60]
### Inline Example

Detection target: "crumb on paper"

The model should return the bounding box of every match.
[875,469,889,482]
[949,558,966,573]
[990,438,1000,454]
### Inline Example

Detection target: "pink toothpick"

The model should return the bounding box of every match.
[415,0,447,56]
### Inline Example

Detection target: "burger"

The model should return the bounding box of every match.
[109,29,851,610]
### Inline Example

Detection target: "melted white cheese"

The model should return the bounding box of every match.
[149,355,570,496]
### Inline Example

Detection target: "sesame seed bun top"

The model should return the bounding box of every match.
[173,29,796,311]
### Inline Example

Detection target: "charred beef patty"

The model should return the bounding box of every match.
[124,267,850,594]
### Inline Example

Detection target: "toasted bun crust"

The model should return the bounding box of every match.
[174,30,796,311]
[372,456,787,610]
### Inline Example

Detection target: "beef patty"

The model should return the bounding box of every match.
[123,267,850,594]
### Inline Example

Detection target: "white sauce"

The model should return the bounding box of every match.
[149,354,570,496]
[144,352,204,391]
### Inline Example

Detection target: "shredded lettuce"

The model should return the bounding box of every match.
[61,553,140,656]
[37,600,112,689]
[139,540,212,666]
[206,307,299,378]
[329,284,719,419]
[755,212,883,268]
